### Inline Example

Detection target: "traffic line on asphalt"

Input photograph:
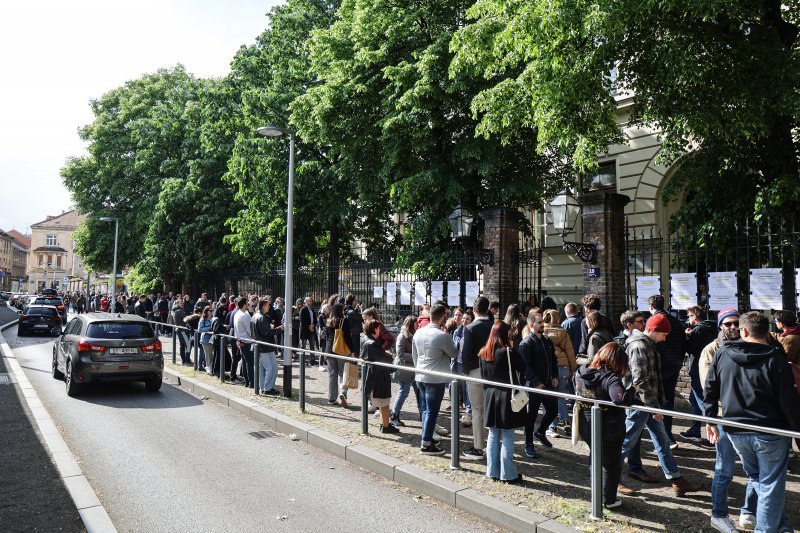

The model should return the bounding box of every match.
[0,321,117,533]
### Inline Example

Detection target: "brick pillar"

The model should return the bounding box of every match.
[581,192,629,331]
[481,208,520,310]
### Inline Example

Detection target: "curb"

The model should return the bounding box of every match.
[0,320,117,533]
[163,366,578,533]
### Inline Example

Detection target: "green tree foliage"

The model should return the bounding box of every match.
[451,0,800,242]
[292,0,571,270]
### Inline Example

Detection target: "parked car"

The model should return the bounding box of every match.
[17,305,63,337]
[27,296,67,323]
[41,288,58,297]
[52,313,164,396]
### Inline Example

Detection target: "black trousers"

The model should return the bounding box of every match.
[660,362,682,440]
[578,409,626,504]
[525,392,558,444]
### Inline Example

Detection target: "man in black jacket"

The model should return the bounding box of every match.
[253,297,280,395]
[705,312,800,533]
[460,296,493,459]
[648,294,686,445]
[517,311,559,458]
[680,305,716,444]
[344,294,362,361]
[299,297,318,365]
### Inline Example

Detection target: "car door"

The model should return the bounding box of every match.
[59,319,80,368]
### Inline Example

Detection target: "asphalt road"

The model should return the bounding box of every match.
[8,325,498,533]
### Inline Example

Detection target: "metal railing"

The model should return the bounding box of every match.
[146,319,800,521]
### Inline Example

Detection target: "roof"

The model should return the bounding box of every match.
[30,210,85,229]
[6,230,31,249]
[32,245,68,253]
[81,312,147,323]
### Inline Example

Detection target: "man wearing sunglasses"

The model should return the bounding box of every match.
[699,308,757,533]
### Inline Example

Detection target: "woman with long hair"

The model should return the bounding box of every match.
[480,321,527,484]
[503,304,525,349]
[542,309,577,437]
[197,306,214,375]
[573,342,635,508]
[586,311,613,362]
[325,303,355,406]
[392,315,420,426]
[362,320,399,433]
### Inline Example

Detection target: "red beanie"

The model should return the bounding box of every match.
[646,314,672,334]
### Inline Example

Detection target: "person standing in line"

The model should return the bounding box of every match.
[459,297,494,460]
[253,297,280,395]
[586,311,613,362]
[362,319,400,434]
[504,304,526,349]
[681,305,717,445]
[771,310,800,363]
[542,308,577,438]
[578,294,612,355]
[317,303,331,371]
[325,303,356,406]
[233,297,255,388]
[362,307,394,351]
[574,343,636,508]
[480,320,527,484]
[299,297,318,366]
[134,294,147,318]
[613,310,645,348]
[705,312,800,533]
[211,301,229,377]
[412,303,458,456]
[291,298,302,356]
[344,294,363,357]
[168,299,190,365]
[392,315,420,427]
[198,306,214,374]
[561,302,584,356]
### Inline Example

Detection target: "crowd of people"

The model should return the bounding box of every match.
[59,288,800,532]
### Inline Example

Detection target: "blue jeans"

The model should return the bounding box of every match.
[686,370,705,436]
[728,432,792,533]
[453,362,471,413]
[259,350,278,392]
[392,379,420,415]
[621,409,680,479]
[711,426,757,519]
[551,366,571,426]
[418,381,446,447]
[486,427,518,481]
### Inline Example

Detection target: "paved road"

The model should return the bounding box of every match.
[8,326,498,533]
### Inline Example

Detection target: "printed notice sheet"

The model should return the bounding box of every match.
[465,281,480,302]
[414,281,427,306]
[446,281,461,307]
[749,268,782,310]
[430,281,444,303]
[708,271,737,311]
[386,282,397,306]
[670,273,696,310]
[636,276,661,311]
[399,282,411,305]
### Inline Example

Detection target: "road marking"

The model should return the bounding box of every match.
[0,321,117,533]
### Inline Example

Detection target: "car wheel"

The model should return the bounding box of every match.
[52,352,64,380]
[145,376,162,392]
[65,359,80,397]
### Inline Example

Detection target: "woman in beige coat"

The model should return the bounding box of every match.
[542,309,577,436]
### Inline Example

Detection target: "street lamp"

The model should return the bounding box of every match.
[448,203,494,266]
[548,188,597,263]
[257,124,295,398]
[99,217,119,310]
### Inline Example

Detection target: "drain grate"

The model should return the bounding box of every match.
[0,374,12,385]
[249,430,275,440]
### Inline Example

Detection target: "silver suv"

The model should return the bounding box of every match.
[52,313,164,397]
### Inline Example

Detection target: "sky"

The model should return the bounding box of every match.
[0,0,281,235]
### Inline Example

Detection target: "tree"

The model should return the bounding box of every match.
[292,0,570,272]
[451,1,800,241]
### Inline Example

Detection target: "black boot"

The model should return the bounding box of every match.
[390,411,405,427]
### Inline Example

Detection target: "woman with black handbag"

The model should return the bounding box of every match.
[481,321,528,484]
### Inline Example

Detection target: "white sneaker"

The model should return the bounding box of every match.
[669,440,679,450]
[604,498,622,509]
[710,516,738,533]
[435,424,450,436]
[432,432,442,443]
[461,412,472,427]
[545,428,559,439]
[739,514,756,531]
[319,365,327,372]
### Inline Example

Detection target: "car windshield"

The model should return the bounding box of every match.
[86,322,155,340]
[27,307,57,316]
[36,298,63,306]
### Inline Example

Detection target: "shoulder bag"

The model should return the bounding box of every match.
[332,318,351,356]
[507,347,529,413]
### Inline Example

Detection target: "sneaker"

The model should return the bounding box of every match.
[524,444,538,459]
[420,444,446,456]
[432,432,442,443]
[374,409,381,418]
[533,431,553,448]
[501,473,524,485]
[698,438,715,450]
[669,440,679,450]
[338,393,348,408]
[319,365,327,372]
[461,412,472,427]
[390,413,405,427]
[380,424,400,434]
[461,447,485,460]
[604,499,622,509]
[205,366,212,373]
[679,430,702,443]
[710,516,738,533]
[739,513,756,531]
[264,389,279,396]
[435,424,450,436]
[545,428,560,439]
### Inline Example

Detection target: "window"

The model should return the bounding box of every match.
[56,255,62,268]
[86,322,155,340]
[46,235,57,246]
[38,254,44,266]
[47,254,53,267]
[582,160,617,191]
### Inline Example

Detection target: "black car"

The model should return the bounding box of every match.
[18,305,63,337]
[27,297,67,324]
[53,313,164,396]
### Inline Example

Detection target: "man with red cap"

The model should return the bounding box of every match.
[620,313,703,496]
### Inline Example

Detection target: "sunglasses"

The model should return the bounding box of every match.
[721,321,739,328]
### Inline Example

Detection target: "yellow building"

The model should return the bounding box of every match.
[27,210,87,293]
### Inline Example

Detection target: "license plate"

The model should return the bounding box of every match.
[110,347,138,354]
[34,324,49,329]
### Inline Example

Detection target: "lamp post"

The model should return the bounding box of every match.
[99,217,119,310]
[448,203,494,266]
[548,188,597,263]
[257,125,295,398]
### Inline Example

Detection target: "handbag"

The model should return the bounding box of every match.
[507,347,529,413]
[343,361,360,389]
[332,319,350,356]
[571,401,582,446]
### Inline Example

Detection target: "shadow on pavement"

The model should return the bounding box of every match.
[72,379,205,410]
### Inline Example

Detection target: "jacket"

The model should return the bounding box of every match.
[561,314,584,355]
[624,329,664,408]
[394,330,416,382]
[133,301,146,318]
[652,309,687,368]
[686,320,717,376]
[481,346,528,429]
[198,318,213,344]
[345,306,363,355]
[587,328,613,362]
[578,312,613,354]
[412,323,457,384]
[773,325,800,364]
[573,365,635,421]
[544,326,577,372]
[299,305,316,340]
[516,332,558,389]
[361,338,394,399]
[461,316,493,374]
[704,339,800,433]
[169,305,185,326]
[252,311,279,352]
[375,323,395,351]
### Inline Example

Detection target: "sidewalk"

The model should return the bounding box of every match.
[161,336,800,532]
[0,314,84,532]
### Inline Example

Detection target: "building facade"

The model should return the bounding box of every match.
[0,230,14,291]
[7,230,30,292]
[27,210,87,293]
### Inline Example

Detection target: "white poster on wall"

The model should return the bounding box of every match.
[750,267,782,310]
[446,281,461,307]
[635,275,661,311]
[386,282,397,306]
[373,286,383,299]
[430,281,444,303]
[399,282,411,305]
[414,281,427,306]
[465,281,480,302]
[670,273,697,310]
